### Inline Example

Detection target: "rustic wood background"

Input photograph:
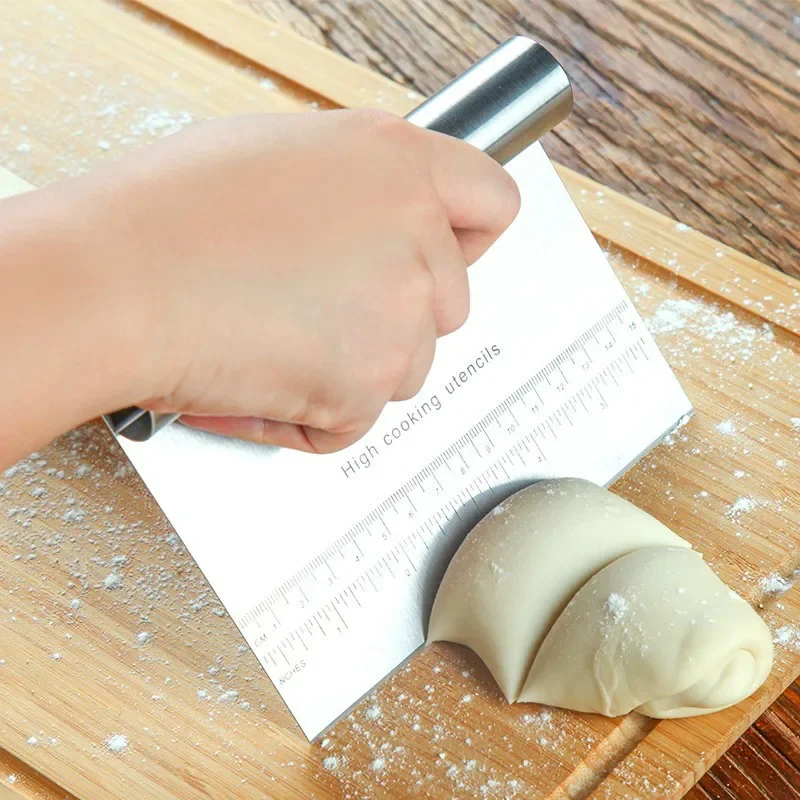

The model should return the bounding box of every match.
[236,0,800,280]
[231,1,800,797]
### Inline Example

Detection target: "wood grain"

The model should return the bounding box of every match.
[0,1,799,799]
[229,0,800,280]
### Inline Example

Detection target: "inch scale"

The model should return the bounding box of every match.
[236,298,679,732]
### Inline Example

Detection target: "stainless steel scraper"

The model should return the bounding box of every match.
[105,37,691,739]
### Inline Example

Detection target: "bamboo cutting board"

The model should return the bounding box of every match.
[0,1,798,798]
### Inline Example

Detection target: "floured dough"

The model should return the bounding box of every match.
[428,478,773,718]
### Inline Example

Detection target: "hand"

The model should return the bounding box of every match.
[2,110,520,461]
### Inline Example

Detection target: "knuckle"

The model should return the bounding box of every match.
[354,108,412,141]
[440,293,470,335]
[496,170,521,227]
[406,266,436,306]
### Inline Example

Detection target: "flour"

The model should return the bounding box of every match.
[106,734,128,753]
[715,420,736,436]
[218,690,239,704]
[604,593,629,622]
[759,574,793,596]
[322,755,340,771]
[725,497,758,520]
[774,625,800,651]
[103,572,121,590]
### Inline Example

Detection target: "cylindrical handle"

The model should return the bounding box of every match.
[105,407,180,442]
[105,35,572,442]
[404,36,572,165]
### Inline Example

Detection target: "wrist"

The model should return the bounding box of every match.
[0,182,152,455]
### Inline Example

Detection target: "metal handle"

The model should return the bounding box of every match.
[105,35,572,442]
[405,35,572,164]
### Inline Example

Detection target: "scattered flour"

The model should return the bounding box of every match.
[790,417,800,431]
[364,704,381,721]
[218,690,239,704]
[715,420,736,436]
[759,574,793,596]
[135,631,151,647]
[103,572,121,590]
[106,734,128,753]
[774,626,800,651]
[370,757,386,772]
[725,497,758,520]
[26,737,38,746]
[604,593,629,622]
[322,755,340,772]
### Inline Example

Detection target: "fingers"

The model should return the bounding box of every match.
[424,129,521,263]
[393,333,436,401]
[180,415,318,451]
[180,414,378,455]
[422,218,470,336]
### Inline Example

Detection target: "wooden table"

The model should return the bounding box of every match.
[238,0,800,282]
[0,1,798,798]
[223,6,800,793]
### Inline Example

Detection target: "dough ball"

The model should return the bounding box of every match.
[520,546,774,717]
[427,478,773,718]
[427,478,689,702]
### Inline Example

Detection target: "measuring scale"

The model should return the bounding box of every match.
[112,39,693,739]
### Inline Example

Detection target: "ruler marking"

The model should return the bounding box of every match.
[240,300,659,638]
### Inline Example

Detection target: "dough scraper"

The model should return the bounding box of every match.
[106,37,692,739]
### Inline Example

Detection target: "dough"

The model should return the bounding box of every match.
[427,478,773,718]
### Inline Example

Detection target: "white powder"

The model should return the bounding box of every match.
[50,653,62,661]
[715,420,736,436]
[733,469,746,478]
[259,78,277,91]
[135,631,151,647]
[790,417,800,431]
[774,625,800,651]
[106,734,128,753]
[370,757,386,772]
[62,507,85,523]
[490,562,506,580]
[320,738,332,750]
[218,690,239,704]
[365,704,381,720]
[196,689,209,700]
[461,694,473,704]
[322,755,340,771]
[604,593,629,622]
[7,774,17,784]
[726,497,758,520]
[675,222,690,233]
[110,555,128,566]
[646,299,703,334]
[16,141,32,154]
[96,139,111,150]
[759,574,793,595]
[70,599,80,610]
[103,572,121,590]
[26,737,38,746]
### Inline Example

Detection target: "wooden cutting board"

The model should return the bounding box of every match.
[0,1,798,798]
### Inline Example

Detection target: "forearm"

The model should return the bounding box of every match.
[0,186,139,468]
